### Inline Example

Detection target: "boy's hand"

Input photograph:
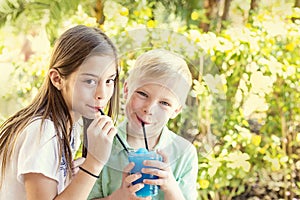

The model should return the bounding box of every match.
[141,150,180,194]
[110,162,152,200]
[72,157,85,176]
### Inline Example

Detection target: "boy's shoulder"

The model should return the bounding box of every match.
[162,126,193,143]
[159,126,197,154]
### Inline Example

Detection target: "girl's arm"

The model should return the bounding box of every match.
[24,153,103,200]
[24,115,117,200]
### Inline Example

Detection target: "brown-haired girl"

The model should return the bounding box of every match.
[0,25,119,199]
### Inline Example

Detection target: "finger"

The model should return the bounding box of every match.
[143,178,165,186]
[87,116,106,136]
[125,173,142,184]
[141,168,168,178]
[95,116,112,130]
[89,112,102,127]
[156,149,168,163]
[72,167,79,175]
[122,162,135,182]
[107,126,117,141]
[123,162,135,174]
[101,120,114,135]
[143,160,166,170]
[73,157,85,167]
[128,182,145,193]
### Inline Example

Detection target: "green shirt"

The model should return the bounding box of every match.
[88,120,198,200]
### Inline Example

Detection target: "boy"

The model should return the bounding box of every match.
[89,49,198,200]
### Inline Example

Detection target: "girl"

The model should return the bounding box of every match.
[0,25,119,200]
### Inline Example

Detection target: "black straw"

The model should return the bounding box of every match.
[98,109,129,153]
[141,122,149,151]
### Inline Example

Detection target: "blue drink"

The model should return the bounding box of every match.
[128,148,162,197]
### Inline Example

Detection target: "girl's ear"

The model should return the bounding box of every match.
[49,69,64,90]
[123,81,128,100]
[170,105,182,119]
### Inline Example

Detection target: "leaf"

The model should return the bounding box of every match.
[225,151,251,172]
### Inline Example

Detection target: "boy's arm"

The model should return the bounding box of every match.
[91,163,151,200]
[175,146,199,200]
[142,146,198,200]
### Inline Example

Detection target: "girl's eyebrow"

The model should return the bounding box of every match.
[80,73,117,78]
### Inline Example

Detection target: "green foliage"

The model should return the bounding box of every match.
[0,0,81,43]
[1,0,300,199]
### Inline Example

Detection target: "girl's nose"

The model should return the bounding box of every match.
[95,83,106,100]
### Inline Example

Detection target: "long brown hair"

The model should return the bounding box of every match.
[0,25,119,187]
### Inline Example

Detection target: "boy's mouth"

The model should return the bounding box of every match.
[136,115,150,125]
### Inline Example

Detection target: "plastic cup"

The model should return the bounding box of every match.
[128,148,162,197]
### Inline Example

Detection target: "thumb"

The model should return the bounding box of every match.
[122,162,135,180]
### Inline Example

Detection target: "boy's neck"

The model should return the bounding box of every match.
[127,132,162,151]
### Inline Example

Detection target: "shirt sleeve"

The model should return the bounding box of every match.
[177,144,199,200]
[88,172,103,199]
[17,119,60,185]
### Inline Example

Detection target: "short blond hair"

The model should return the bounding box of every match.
[126,49,192,105]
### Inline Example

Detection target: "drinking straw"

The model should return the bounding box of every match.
[141,122,149,151]
[98,109,129,153]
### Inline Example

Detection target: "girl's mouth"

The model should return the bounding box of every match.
[87,105,103,112]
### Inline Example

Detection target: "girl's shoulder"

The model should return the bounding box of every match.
[22,118,58,144]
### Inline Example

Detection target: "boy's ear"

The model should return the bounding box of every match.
[123,81,128,100]
[49,68,64,90]
[170,105,182,119]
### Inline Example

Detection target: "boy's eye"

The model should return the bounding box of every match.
[136,91,148,97]
[160,101,171,107]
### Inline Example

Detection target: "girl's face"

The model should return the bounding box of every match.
[62,55,117,121]
[124,83,182,138]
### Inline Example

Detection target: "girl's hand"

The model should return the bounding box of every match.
[110,162,152,200]
[141,150,180,194]
[86,113,117,165]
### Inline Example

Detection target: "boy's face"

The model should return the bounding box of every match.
[124,83,182,137]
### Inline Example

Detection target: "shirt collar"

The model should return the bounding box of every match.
[114,119,172,154]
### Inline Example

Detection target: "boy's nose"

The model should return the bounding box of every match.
[143,101,155,115]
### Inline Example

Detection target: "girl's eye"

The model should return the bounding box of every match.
[106,79,116,84]
[85,79,97,85]
[136,91,148,97]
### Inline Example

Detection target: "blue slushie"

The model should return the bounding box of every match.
[128,148,162,197]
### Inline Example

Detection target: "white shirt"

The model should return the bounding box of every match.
[0,118,81,199]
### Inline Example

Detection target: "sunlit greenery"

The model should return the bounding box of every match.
[1,0,299,199]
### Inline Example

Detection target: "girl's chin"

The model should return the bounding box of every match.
[82,113,97,120]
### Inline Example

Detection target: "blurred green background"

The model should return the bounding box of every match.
[0,0,300,199]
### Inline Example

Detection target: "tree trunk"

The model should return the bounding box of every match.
[200,0,218,32]
[248,0,258,21]
[222,0,232,21]
[250,0,259,10]
[217,0,232,31]
[292,0,300,22]
[94,0,105,25]
[249,0,258,16]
